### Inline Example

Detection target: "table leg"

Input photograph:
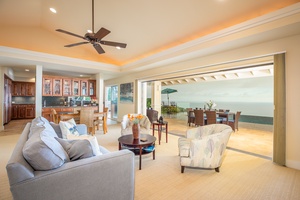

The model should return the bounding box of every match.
[166,123,168,143]
[118,142,121,150]
[139,146,142,170]
[153,143,155,160]
[158,125,161,145]
[152,124,155,136]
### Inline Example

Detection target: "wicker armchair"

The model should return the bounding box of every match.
[146,109,158,123]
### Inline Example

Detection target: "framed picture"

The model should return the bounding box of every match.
[120,82,134,103]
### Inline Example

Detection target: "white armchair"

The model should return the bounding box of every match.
[121,114,151,135]
[178,124,232,173]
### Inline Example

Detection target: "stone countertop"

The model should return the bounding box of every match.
[43,105,98,108]
[12,103,35,105]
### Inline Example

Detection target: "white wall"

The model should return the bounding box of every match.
[106,33,300,170]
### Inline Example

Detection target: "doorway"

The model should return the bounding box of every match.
[105,85,118,120]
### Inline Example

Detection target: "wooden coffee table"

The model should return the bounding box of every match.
[118,134,156,170]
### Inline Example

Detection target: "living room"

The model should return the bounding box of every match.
[1,1,300,199]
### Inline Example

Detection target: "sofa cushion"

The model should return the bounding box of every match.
[59,118,80,139]
[50,122,63,138]
[55,138,94,161]
[67,134,102,156]
[23,117,69,171]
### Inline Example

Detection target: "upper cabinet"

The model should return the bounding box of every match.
[43,77,52,96]
[62,78,72,96]
[88,80,96,97]
[72,79,81,96]
[52,78,62,96]
[12,82,35,96]
[80,80,88,96]
[42,76,97,97]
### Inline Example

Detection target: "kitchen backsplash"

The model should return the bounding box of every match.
[12,96,35,104]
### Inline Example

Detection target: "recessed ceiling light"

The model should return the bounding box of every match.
[25,69,30,72]
[50,8,57,13]
[80,75,83,77]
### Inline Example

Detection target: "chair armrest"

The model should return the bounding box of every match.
[186,127,200,139]
[178,138,191,157]
[121,121,128,130]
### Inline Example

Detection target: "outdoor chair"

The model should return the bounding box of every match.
[178,124,233,173]
[187,110,195,126]
[205,110,223,125]
[194,109,205,126]
[227,111,241,132]
[146,109,159,123]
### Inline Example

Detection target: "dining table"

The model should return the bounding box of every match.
[187,109,235,125]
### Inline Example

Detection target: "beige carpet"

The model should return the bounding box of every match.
[1,121,300,200]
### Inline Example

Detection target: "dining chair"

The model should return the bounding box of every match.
[194,109,205,126]
[94,107,108,134]
[205,110,223,125]
[60,113,80,124]
[80,107,97,135]
[227,111,241,132]
[187,110,195,126]
[51,108,59,123]
[218,109,230,123]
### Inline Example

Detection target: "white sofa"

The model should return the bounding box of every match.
[121,114,151,135]
[6,117,135,200]
[178,124,232,173]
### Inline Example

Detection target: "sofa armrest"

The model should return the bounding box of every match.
[10,150,135,200]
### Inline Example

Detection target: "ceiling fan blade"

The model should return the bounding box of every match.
[94,27,111,40]
[93,43,105,54]
[56,29,86,40]
[64,42,89,47]
[99,40,127,48]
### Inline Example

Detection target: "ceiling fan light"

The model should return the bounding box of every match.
[116,46,121,50]
[87,30,92,33]
[50,8,57,13]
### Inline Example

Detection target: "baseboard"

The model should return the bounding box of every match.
[286,160,300,170]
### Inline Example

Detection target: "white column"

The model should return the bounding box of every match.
[96,73,104,112]
[0,67,4,130]
[35,65,43,117]
[152,81,161,116]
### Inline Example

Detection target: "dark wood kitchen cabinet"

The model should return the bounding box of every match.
[12,81,35,96]
[12,82,26,96]
[12,104,35,119]
[25,105,35,118]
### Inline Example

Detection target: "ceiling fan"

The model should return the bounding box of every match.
[56,0,127,54]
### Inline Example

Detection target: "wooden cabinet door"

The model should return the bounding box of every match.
[62,78,72,96]
[26,83,35,96]
[43,77,52,96]
[88,80,96,97]
[12,105,18,119]
[18,105,26,119]
[52,78,62,96]
[12,82,25,96]
[80,80,88,96]
[72,79,80,96]
[25,105,35,118]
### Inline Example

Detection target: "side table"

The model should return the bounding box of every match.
[152,121,168,145]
